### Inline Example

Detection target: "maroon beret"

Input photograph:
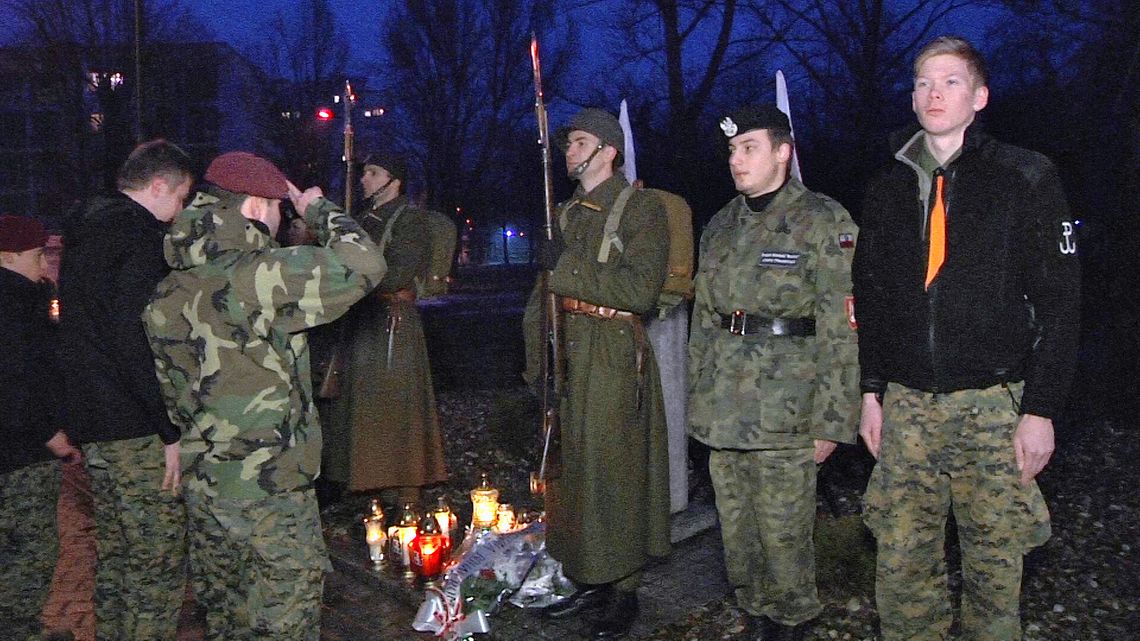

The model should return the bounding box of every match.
[204,151,289,199]
[0,214,48,252]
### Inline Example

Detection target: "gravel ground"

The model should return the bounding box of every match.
[323,389,1139,640]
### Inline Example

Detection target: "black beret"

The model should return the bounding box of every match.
[360,151,407,182]
[718,104,791,139]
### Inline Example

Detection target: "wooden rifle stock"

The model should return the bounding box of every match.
[531,36,563,488]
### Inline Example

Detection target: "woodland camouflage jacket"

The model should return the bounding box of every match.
[144,191,386,499]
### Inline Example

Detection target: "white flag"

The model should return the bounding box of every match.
[776,70,802,181]
[618,99,638,184]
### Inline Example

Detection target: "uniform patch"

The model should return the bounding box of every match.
[719,117,738,137]
[846,295,857,330]
[838,233,854,248]
[1058,221,1077,255]
[758,251,800,268]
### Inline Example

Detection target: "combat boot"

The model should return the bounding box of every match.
[591,589,638,639]
[542,583,612,619]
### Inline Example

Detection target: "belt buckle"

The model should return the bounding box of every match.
[729,310,746,335]
[771,317,789,336]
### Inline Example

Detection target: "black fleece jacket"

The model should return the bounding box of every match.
[853,124,1081,419]
[58,193,180,445]
[0,268,61,474]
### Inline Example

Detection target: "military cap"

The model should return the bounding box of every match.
[204,151,289,199]
[718,104,791,139]
[557,108,625,165]
[359,151,407,182]
[0,214,47,252]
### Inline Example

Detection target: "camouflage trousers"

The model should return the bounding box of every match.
[863,383,1051,641]
[0,460,61,641]
[185,488,331,641]
[709,447,821,625]
[84,436,187,641]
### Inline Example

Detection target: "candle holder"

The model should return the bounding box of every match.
[433,495,459,550]
[470,473,499,531]
[388,502,419,576]
[409,512,446,584]
[363,499,386,567]
[529,471,545,496]
[495,503,516,533]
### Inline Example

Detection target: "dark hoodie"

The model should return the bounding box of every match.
[57,193,180,445]
[0,267,60,474]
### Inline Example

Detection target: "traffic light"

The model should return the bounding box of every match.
[315,106,334,121]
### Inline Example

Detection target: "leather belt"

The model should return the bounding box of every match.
[719,311,815,337]
[561,297,648,406]
[375,288,416,304]
[561,297,637,322]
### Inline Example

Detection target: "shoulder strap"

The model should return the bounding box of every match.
[377,204,407,255]
[597,185,636,263]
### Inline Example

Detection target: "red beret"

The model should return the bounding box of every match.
[0,214,48,252]
[204,151,289,199]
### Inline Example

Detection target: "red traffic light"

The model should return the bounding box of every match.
[315,106,334,121]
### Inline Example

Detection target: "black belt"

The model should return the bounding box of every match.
[718,311,815,337]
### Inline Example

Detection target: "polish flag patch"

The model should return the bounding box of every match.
[838,233,855,248]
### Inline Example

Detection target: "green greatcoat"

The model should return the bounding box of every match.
[323,195,448,491]
[544,174,672,585]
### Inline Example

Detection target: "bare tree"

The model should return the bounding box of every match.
[378,0,573,225]
[742,0,968,204]
[607,0,779,202]
[252,0,352,190]
[3,0,212,202]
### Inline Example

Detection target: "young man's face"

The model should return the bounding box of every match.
[360,164,395,200]
[912,53,989,141]
[1,247,47,283]
[153,175,193,223]
[727,129,790,198]
[563,130,611,181]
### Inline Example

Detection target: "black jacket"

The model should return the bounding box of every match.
[853,125,1081,419]
[0,267,61,474]
[58,193,179,445]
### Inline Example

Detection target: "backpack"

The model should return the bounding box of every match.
[414,209,458,298]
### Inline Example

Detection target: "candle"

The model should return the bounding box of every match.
[364,516,386,565]
[470,473,499,530]
[495,503,516,533]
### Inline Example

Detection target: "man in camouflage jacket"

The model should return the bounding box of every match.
[688,105,859,641]
[144,152,386,641]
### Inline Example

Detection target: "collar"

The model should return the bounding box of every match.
[573,174,630,213]
[368,194,408,217]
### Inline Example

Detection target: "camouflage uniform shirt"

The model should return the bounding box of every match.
[689,177,859,449]
[144,191,386,500]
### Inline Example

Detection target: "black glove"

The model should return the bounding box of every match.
[537,235,565,271]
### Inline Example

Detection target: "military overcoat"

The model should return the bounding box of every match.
[323,195,448,491]
[544,175,672,585]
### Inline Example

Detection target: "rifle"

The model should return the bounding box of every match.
[315,80,357,400]
[530,35,563,493]
[342,79,356,215]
